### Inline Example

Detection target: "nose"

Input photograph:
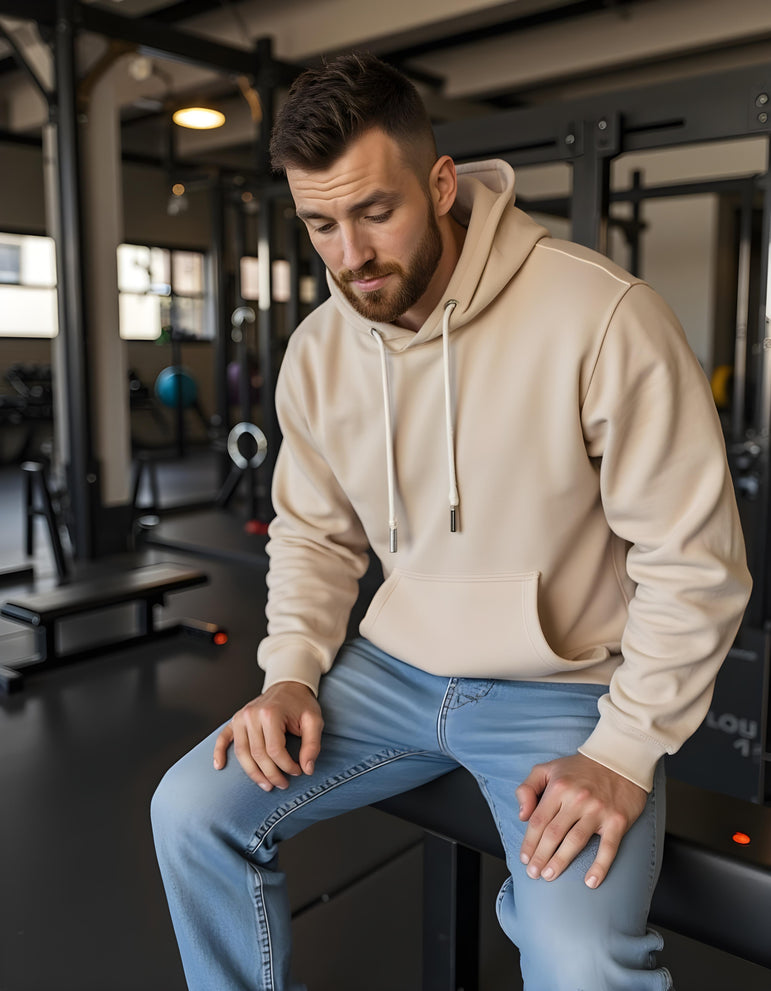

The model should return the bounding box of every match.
[340,225,374,273]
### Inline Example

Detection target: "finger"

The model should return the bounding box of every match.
[261,709,303,778]
[537,818,601,881]
[515,762,549,823]
[213,722,234,770]
[515,782,539,822]
[298,710,324,775]
[518,789,563,869]
[583,817,627,889]
[522,809,582,878]
[232,719,289,791]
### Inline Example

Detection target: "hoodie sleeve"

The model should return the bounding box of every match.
[256,346,371,695]
[577,283,752,791]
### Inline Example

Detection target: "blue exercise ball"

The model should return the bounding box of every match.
[154,366,198,409]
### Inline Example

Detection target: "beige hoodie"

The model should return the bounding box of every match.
[258,159,751,791]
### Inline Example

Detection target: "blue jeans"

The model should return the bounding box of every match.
[151,637,672,990]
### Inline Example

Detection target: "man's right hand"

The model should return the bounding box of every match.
[213,682,324,791]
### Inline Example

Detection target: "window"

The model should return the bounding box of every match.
[117,244,208,341]
[0,233,58,338]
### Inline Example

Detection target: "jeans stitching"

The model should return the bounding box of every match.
[476,772,508,846]
[245,747,429,987]
[436,678,456,754]
[246,747,425,855]
[495,875,513,925]
[250,862,275,989]
[447,681,494,709]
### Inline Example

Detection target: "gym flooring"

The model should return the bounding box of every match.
[1,458,770,991]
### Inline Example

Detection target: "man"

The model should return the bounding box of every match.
[152,53,751,990]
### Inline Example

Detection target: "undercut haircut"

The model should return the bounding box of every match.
[270,52,437,179]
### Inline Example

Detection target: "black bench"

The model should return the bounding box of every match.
[0,562,225,693]
[376,770,771,990]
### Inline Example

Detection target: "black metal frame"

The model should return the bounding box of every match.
[436,63,771,630]
[0,0,300,555]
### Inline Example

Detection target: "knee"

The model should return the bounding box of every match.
[151,760,193,843]
[496,877,671,990]
[150,748,218,847]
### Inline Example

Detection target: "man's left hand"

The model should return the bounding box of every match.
[515,753,647,889]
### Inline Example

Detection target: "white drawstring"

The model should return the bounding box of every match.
[371,302,460,552]
[442,300,460,532]
[370,328,398,552]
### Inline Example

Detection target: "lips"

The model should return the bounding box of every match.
[352,274,390,292]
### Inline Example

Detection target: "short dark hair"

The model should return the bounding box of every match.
[270,52,437,176]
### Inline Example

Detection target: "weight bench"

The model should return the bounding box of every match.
[0,562,226,693]
[376,769,771,990]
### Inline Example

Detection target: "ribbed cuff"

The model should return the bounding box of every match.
[258,643,325,697]
[578,715,665,792]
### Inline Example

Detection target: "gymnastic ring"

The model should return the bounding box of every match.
[227,422,267,469]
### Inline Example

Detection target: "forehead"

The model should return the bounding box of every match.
[287,129,420,216]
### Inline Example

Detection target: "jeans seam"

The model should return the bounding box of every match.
[246,747,426,856]
[245,747,429,988]
[250,862,275,989]
[495,875,513,925]
[475,772,508,848]
[436,678,456,754]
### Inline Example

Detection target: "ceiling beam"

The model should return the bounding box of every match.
[0,0,299,80]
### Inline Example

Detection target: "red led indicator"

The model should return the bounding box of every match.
[214,631,229,646]
[732,832,751,846]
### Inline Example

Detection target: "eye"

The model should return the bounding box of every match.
[367,211,392,224]
[314,222,336,235]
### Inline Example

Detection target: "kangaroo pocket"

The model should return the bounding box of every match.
[359,569,610,678]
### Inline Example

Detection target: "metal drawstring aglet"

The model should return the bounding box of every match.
[450,507,457,533]
[389,526,398,553]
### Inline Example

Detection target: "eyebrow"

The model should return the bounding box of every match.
[296,190,403,223]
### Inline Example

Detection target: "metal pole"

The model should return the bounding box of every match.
[52,0,97,558]
[254,35,279,517]
[257,195,278,514]
[629,170,643,278]
[732,180,754,444]
[255,36,274,178]
[421,834,480,991]
[750,147,771,628]
[570,116,617,253]
[209,180,231,459]
[285,207,301,336]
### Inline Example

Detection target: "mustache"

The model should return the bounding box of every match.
[338,262,402,283]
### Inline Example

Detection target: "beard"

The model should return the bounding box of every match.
[331,205,443,324]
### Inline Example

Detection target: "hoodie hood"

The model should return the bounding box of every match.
[326,159,549,350]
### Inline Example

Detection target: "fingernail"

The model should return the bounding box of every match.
[213,759,222,770]
[305,761,315,775]
[520,853,529,865]
[518,806,525,818]
[586,875,599,889]
[527,864,539,879]
[542,867,554,880]
[258,783,271,792]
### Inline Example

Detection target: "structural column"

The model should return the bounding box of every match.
[79,58,133,538]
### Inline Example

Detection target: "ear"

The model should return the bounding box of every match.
[429,155,458,218]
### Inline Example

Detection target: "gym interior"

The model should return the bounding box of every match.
[1,1,771,988]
